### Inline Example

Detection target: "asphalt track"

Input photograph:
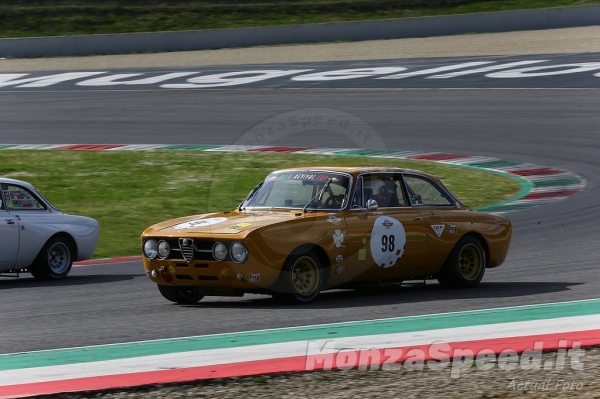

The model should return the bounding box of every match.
[1,54,600,355]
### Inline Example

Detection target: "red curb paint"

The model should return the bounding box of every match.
[408,153,467,161]
[248,146,312,153]
[57,144,126,151]
[3,329,599,398]
[522,189,580,200]
[510,167,564,177]
[73,256,142,266]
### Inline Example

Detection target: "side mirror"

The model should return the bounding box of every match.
[366,199,378,211]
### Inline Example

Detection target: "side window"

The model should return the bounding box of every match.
[2,184,46,210]
[403,175,454,206]
[363,174,408,208]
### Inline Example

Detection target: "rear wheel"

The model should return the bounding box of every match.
[437,236,486,289]
[157,284,204,304]
[272,252,324,304]
[30,236,74,280]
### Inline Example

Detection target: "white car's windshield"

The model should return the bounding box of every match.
[241,171,350,210]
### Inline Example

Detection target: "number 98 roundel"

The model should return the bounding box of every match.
[370,216,407,268]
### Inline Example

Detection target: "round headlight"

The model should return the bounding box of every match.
[213,242,227,261]
[143,239,158,259]
[157,240,170,258]
[230,241,248,263]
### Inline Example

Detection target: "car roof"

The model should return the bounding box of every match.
[0,177,36,189]
[272,166,440,180]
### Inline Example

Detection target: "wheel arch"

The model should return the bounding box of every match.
[44,232,79,260]
[289,243,330,268]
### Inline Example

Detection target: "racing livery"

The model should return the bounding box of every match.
[142,167,511,304]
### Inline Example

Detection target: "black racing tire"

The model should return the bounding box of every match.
[30,236,74,280]
[437,236,486,289]
[157,284,204,304]
[271,251,324,304]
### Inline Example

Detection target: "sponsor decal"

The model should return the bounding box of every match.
[358,249,366,261]
[326,214,342,225]
[449,225,457,233]
[249,273,260,282]
[410,195,423,206]
[174,217,227,229]
[431,224,445,237]
[336,255,344,263]
[335,266,345,274]
[225,222,252,230]
[371,216,406,268]
[333,229,345,248]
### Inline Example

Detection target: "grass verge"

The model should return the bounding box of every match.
[0,150,520,258]
[0,0,598,38]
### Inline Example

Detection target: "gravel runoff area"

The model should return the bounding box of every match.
[1,26,600,72]
[33,347,600,398]
[8,25,600,398]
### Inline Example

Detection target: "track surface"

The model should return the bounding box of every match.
[1,54,600,355]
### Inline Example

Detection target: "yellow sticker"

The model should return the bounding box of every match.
[358,249,367,260]
[168,265,176,274]
[226,223,252,230]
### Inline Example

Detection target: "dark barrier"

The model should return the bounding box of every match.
[1,5,599,58]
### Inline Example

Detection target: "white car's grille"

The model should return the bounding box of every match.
[178,238,194,262]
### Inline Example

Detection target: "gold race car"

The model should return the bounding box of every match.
[141,167,511,304]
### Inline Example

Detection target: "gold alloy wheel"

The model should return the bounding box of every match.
[457,243,484,281]
[290,255,321,297]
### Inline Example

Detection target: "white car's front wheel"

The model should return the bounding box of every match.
[30,236,74,280]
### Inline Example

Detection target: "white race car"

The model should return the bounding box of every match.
[0,178,99,279]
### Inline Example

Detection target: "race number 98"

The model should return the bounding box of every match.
[381,234,395,252]
[370,217,406,268]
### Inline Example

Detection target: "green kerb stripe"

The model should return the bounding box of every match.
[469,160,521,168]
[533,178,583,188]
[1,299,599,371]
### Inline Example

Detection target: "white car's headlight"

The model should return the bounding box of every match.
[213,242,227,261]
[157,240,170,259]
[143,239,158,259]
[230,241,248,263]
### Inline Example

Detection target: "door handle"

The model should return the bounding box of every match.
[413,216,423,221]
[5,219,15,224]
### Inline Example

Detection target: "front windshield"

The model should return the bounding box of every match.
[241,171,350,210]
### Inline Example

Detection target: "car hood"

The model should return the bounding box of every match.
[146,210,317,236]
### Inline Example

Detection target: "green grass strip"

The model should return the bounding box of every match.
[1,298,599,371]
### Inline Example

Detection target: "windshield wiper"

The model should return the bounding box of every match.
[238,181,264,211]
[303,179,332,213]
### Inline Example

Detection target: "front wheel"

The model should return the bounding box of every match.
[30,236,74,280]
[157,284,204,304]
[272,252,324,304]
[437,236,486,289]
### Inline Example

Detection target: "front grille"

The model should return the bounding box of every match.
[179,238,194,262]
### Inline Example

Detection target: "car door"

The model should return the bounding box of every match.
[344,173,426,281]
[0,184,20,270]
[2,183,53,268]
[402,174,460,276]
